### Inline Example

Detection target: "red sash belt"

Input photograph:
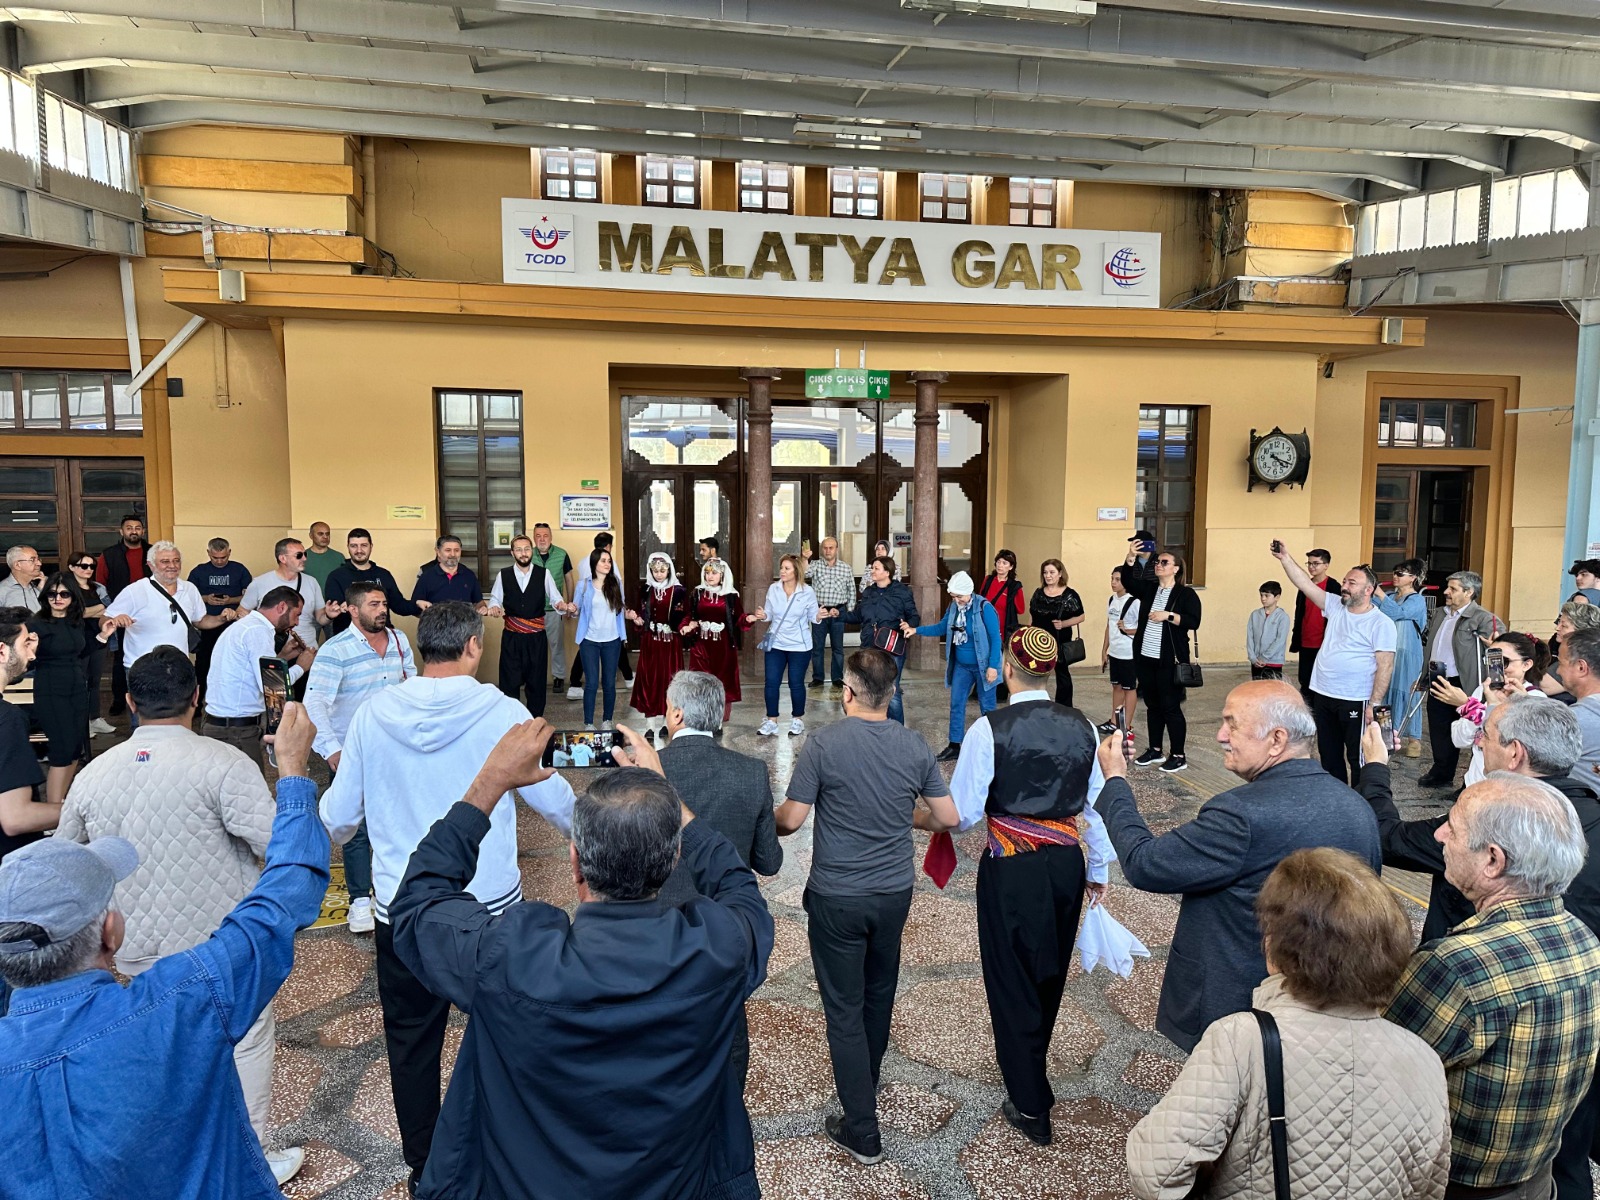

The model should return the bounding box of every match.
[985,813,1081,858]
[505,615,545,634]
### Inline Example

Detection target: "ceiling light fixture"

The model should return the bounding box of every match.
[793,121,922,145]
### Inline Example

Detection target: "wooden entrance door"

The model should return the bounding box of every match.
[0,456,146,574]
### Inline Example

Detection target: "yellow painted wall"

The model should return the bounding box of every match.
[1318,310,1578,633]
[372,139,534,282]
[1070,183,1210,309]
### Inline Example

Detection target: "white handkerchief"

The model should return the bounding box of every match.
[1078,905,1151,979]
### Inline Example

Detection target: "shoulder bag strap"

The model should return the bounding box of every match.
[146,577,198,633]
[1253,1009,1291,1200]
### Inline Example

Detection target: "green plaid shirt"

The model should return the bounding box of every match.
[1386,896,1600,1188]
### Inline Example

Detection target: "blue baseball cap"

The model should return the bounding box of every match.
[0,836,139,955]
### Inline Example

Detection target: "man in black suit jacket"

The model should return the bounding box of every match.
[656,671,782,1090]
[1092,679,1381,1052]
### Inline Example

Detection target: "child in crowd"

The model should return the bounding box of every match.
[1247,580,1290,681]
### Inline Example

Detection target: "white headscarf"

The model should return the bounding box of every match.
[699,557,736,597]
[645,551,680,596]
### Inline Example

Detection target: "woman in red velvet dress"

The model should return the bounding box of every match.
[681,557,755,724]
[627,552,688,743]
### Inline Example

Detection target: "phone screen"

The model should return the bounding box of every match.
[1373,704,1395,750]
[259,657,291,735]
[543,729,620,769]
[1485,648,1506,689]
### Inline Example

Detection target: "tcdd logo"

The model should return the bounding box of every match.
[519,215,572,267]
[1104,246,1147,288]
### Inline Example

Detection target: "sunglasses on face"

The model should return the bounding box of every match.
[1156,558,1176,566]
[71,561,92,570]
[291,551,306,560]
[46,590,71,599]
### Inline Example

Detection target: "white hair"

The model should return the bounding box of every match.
[1252,691,1318,747]
[1464,772,1587,899]
[4,546,34,570]
[148,540,179,558]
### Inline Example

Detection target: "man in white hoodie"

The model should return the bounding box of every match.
[320,601,576,1193]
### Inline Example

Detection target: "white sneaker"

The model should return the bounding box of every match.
[266,1147,304,1186]
[620,677,633,689]
[88,718,115,736]
[347,897,375,934]
[566,686,583,700]
[758,718,779,737]
[584,723,596,732]
[789,718,805,736]
[600,720,613,731]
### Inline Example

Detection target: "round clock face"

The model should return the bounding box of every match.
[1252,433,1299,483]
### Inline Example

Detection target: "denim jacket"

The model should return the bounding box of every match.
[918,596,1001,686]
[0,778,330,1200]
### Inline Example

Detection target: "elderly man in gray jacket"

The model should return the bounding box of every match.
[1092,680,1381,1052]
[1418,570,1503,787]
[55,645,303,1186]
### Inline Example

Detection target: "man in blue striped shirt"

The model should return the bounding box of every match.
[304,579,415,935]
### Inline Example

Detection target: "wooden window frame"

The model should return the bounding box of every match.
[434,389,526,583]
[830,167,883,220]
[1008,177,1057,227]
[737,161,793,214]
[1136,405,1202,585]
[539,148,601,203]
[642,155,701,209]
[918,173,972,223]
[0,369,139,435]
[1376,397,1481,450]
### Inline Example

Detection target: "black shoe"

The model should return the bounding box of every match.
[1133,748,1164,767]
[1002,1099,1052,1146]
[1159,754,1188,773]
[936,742,962,762]
[831,680,845,688]
[1418,770,1454,788]
[824,1115,883,1165]
[551,677,565,691]
[808,679,824,689]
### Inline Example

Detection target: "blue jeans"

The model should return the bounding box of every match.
[581,638,621,724]
[811,613,846,684]
[329,766,372,899]
[949,657,997,744]
[764,648,810,719]
[888,654,907,725]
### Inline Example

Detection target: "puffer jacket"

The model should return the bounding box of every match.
[56,725,275,967]
[1127,975,1450,1200]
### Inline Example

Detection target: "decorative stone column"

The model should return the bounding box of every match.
[908,371,948,671]
[740,368,780,657]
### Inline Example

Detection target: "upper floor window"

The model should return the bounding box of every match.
[831,167,882,219]
[643,155,700,208]
[739,162,793,213]
[0,370,139,434]
[920,174,972,223]
[1136,406,1198,576]
[1378,399,1479,449]
[1009,177,1056,227]
[540,148,600,203]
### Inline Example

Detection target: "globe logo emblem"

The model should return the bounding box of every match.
[1105,246,1146,287]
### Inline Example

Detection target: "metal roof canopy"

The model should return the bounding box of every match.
[4,0,1599,200]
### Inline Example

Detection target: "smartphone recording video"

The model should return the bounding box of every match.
[1373,704,1396,751]
[543,729,620,769]
[260,656,292,769]
[1485,648,1506,690]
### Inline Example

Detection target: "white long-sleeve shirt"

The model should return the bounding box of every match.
[205,610,303,718]
[760,582,819,652]
[488,564,564,610]
[947,690,1115,884]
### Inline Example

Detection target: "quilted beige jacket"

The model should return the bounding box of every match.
[57,724,276,967]
[1127,975,1451,1200]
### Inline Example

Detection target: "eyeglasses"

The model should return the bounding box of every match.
[290,551,306,560]
[1392,569,1414,577]
[1155,558,1177,566]
[45,590,71,599]
[70,561,93,570]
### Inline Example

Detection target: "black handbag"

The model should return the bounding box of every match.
[1171,620,1203,689]
[1253,1009,1292,1200]
[1060,636,1087,666]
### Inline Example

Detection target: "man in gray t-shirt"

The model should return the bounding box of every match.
[776,648,957,1165]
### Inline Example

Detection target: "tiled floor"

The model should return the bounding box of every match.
[159,664,1440,1198]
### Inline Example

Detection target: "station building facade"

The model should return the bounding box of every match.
[0,126,1577,669]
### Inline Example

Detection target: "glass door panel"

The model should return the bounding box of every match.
[636,477,677,581]
[771,480,802,578]
[691,477,733,571]
[883,480,912,581]
[816,479,873,577]
[939,481,974,580]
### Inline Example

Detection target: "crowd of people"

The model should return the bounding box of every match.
[3,515,1600,1200]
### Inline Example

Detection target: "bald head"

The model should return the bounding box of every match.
[1217,680,1318,782]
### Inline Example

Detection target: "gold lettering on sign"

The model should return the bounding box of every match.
[656,226,707,276]
[707,228,746,279]
[878,238,925,286]
[749,231,797,281]
[994,243,1041,290]
[793,232,838,282]
[839,235,885,284]
[598,222,653,273]
[952,240,995,288]
[1040,244,1082,290]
